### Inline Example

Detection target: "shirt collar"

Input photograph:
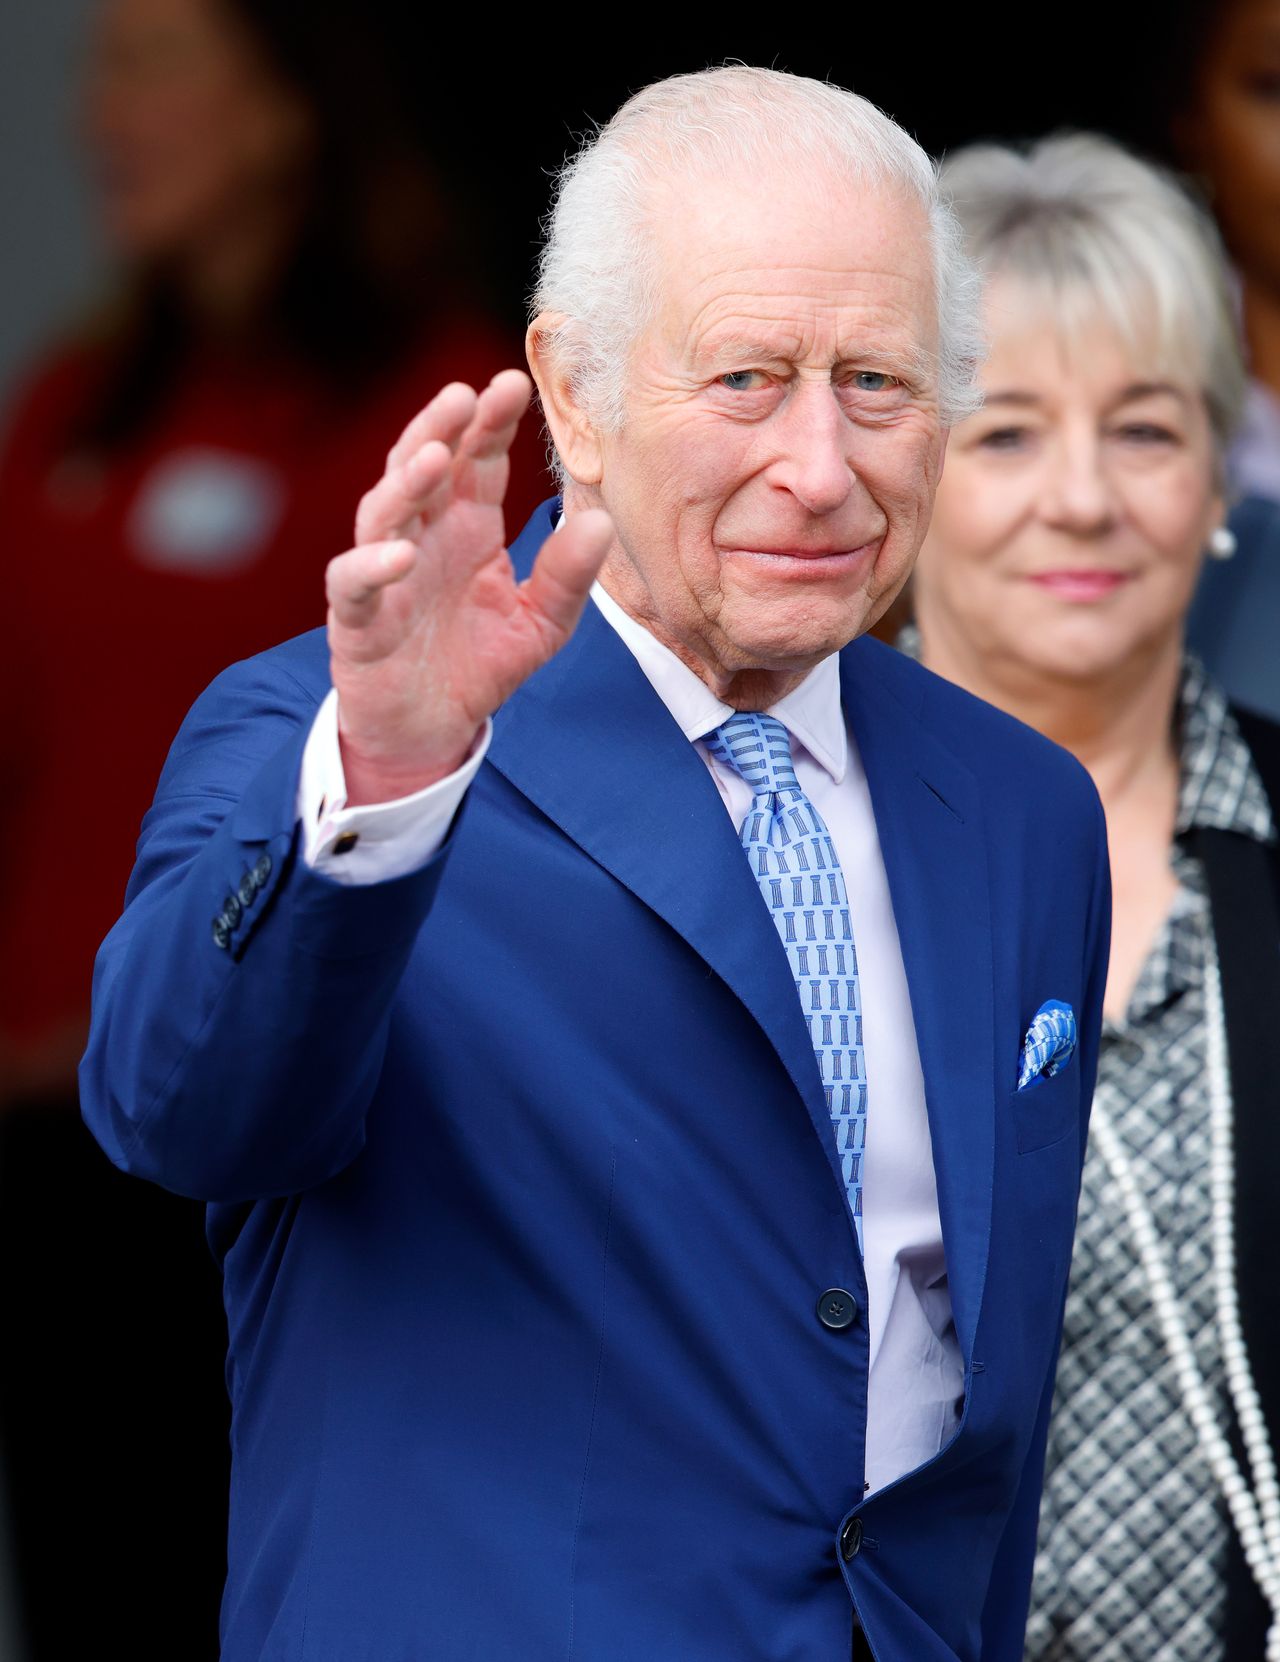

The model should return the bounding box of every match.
[589,579,847,783]
[1112,660,1275,1032]
[1174,654,1274,843]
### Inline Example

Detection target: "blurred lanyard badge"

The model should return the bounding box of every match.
[127,447,285,575]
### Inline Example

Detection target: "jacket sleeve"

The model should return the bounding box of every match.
[79,648,458,1204]
[978,784,1111,1660]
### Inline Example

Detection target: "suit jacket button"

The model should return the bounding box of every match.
[252,852,272,887]
[840,1517,863,1562]
[817,1288,858,1331]
[212,917,230,950]
[222,893,242,928]
[237,871,256,907]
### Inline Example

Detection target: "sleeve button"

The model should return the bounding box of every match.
[252,852,273,887]
[212,917,230,950]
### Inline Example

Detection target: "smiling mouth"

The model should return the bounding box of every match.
[723,543,880,574]
[1026,569,1135,601]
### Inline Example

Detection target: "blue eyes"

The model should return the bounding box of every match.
[718,370,898,393]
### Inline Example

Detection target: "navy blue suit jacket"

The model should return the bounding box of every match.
[82,501,1109,1661]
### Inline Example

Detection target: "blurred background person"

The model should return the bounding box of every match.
[1170,0,1280,504]
[0,1,539,1656]
[1143,0,1280,720]
[906,134,1280,1661]
[0,0,540,1106]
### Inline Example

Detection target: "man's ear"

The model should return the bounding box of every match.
[526,315,604,487]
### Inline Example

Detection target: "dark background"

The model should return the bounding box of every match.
[410,15,1173,353]
[0,6,1177,412]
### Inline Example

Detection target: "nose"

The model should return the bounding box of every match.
[766,382,856,517]
[1040,430,1119,536]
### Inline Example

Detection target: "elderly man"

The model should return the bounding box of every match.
[82,67,1108,1662]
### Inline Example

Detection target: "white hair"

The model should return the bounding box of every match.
[938,132,1246,454]
[532,65,983,475]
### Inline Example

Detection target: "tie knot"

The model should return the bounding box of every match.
[706,712,800,797]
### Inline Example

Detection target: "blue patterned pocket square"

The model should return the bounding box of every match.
[1017,1000,1077,1091]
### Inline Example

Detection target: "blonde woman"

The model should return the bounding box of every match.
[909,134,1280,1660]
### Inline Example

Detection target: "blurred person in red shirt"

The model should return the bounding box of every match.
[1,0,540,1096]
[0,2,540,1655]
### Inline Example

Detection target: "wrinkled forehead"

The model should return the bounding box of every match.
[639,163,939,359]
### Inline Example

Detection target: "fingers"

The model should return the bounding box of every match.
[384,370,530,471]
[385,380,484,471]
[355,434,457,547]
[521,508,615,645]
[357,372,533,546]
[457,369,534,464]
[326,539,417,630]
[442,370,535,510]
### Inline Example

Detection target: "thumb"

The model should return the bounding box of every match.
[519,508,615,647]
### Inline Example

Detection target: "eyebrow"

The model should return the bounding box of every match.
[980,381,1191,410]
[1112,381,1191,406]
[695,336,930,383]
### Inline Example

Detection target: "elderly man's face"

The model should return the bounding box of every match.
[577,166,946,701]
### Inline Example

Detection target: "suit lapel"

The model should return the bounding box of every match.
[493,504,853,1206]
[840,643,995,1360]
[487,596,848,1191]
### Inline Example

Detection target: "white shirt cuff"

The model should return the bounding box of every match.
[296,688,490,884]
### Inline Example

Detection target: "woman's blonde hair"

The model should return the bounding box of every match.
[940,132,1245,454]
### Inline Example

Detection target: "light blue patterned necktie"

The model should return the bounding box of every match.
[706,711,867,1253]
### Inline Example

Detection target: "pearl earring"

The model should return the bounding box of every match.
[1208,526,1237,561]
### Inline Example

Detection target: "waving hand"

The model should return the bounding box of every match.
[326,370,612,804]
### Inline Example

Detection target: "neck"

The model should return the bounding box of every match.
[915,606,1182,810]
[1241,274,1280,397]
[597,564,813,707]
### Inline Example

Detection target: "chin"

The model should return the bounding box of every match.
[1018,636,1141,688]
[723,619,859,674]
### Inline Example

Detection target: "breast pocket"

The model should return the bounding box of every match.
[1013,1064,1080,1155]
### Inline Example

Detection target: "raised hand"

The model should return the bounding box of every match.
[326,369,613,805]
